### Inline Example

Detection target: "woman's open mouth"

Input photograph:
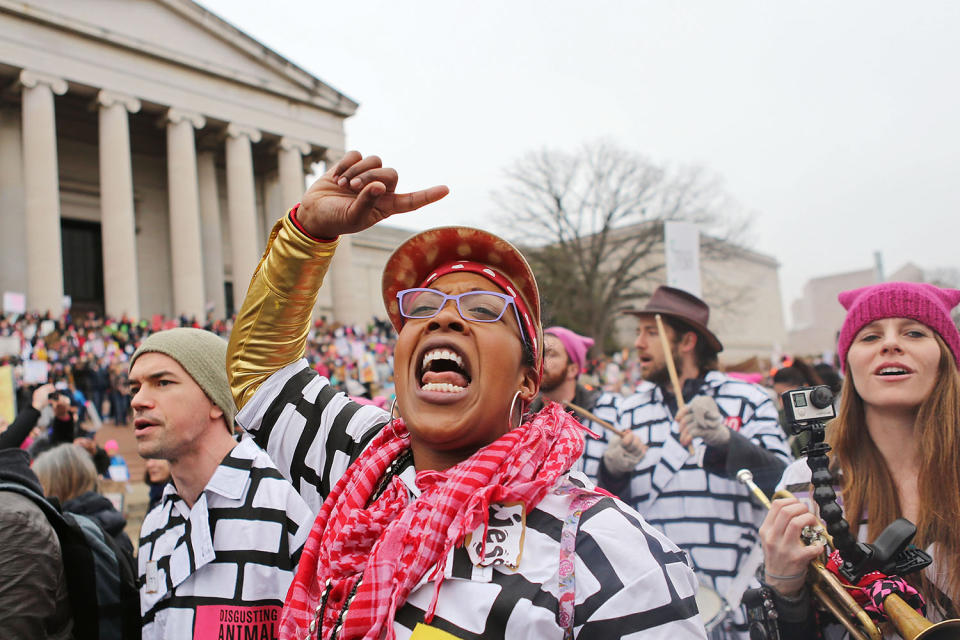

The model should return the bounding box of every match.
[873,363,914,379]
[418,346,472,393]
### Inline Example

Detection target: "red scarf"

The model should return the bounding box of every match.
[279,402,585,640]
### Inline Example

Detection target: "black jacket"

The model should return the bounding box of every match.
[63,491,134,556]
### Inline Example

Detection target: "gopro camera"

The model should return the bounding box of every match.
[781,385,835,428]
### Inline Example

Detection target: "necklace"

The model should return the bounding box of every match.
[312,577,363,640]
[369,447,413,505]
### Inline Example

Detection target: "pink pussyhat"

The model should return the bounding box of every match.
[836,282,960,373]
[104,439,119,453]
[544,326,595,374]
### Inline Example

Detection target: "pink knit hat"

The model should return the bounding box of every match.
[544,327,595,373]
[837,282,960,372]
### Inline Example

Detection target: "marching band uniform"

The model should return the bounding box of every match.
[599,286,792,638]
[602,374,790,599]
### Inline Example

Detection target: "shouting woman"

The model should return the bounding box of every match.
[228,151,706,639]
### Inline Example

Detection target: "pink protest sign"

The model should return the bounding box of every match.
[194,604,281,639]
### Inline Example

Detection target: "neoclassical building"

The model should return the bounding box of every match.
[0,0,387,321]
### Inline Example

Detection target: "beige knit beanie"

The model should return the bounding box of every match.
[130,328,236,430]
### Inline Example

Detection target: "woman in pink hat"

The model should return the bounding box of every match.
[758,282,960,638]
[228,152,705,639]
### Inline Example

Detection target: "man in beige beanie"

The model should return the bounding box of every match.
[129,328,313,640]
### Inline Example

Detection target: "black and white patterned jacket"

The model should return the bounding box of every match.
[236,359,708,639]
[599,371,791,598]
[138,438,314,639]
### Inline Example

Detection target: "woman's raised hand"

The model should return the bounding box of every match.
[758,497,824,596]
[297,151,449,239]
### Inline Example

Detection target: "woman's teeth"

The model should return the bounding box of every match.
[423,349,464,368]
[419,347,470,389]
[421,382,466,393]
[878,367,909,375]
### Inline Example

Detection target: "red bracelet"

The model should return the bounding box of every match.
[289,204,338,242]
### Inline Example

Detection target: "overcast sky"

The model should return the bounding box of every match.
[200,0,959,326]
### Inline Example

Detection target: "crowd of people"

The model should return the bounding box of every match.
[0,312,665,452]
[0,309,797,436]
[0,310,401,432]
[1,151,957,640]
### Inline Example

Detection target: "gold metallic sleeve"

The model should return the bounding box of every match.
[228,212,338,410]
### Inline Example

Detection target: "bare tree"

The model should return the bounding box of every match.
[492,140,752,352]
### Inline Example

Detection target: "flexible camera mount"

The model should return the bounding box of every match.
[791,413,931,583]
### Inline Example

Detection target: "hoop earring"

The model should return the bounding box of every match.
[387,397,409,441]
[508,390,522,429]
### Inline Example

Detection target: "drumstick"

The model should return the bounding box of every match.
[655,314,697,456]
[655,314,686,411]
[562,400,626,438]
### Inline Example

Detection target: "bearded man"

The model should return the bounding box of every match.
[531,326,619,481]
[600,286,791,639]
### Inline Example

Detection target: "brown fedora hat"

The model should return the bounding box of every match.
[624,285,723,353]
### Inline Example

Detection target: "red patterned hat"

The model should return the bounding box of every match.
[381,227,543,368]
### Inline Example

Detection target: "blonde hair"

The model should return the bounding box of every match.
[32,443,98,503]
[829,334,960,610]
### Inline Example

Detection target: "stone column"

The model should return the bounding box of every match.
[328,234,360,325]
[20,70,67,315]
[316,149,359,325]
[225,123,262,306]
[197,150,226,319]
[310,151,335,317]
[277,136,311,209]
[162,108,206,320]
[97,90,141,319]
[0,108,26,299]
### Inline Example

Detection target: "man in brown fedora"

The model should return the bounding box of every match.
[599,285,791,639]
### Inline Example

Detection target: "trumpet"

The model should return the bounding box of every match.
[737,469,960,640]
